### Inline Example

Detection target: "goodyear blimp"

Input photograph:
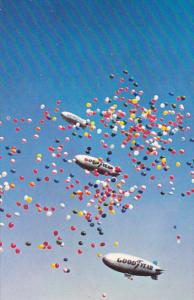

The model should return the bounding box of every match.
[102,253,164,280]
[74,155,121,176]
[61,111,87,128]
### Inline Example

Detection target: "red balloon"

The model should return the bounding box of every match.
[11,243,16,248]
[53,230,58,236]
[8,222,14,229]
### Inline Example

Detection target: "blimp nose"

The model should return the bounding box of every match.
[102,254,112,267]
[75,155,82,161]
[61,111,69,119]
[74,155,85,166]
[102,255,108,265]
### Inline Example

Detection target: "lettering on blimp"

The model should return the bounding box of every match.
[117,258,153,271]
[84,158,99,165]
[84,158,114,170]
[102,163,113,170]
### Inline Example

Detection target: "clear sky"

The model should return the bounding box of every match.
[0,0,194,300]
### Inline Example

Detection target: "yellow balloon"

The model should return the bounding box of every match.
[38,244,44,250]
[78,211,84,217]
[130,113,136,119]
[161,126,166,131]
[161,158,166,163]
[176,162,181,167]
[113,241,119,247]
[86,102,91,107]
[71,193,76,199]
[157,165,162,170]
[96,252,102,257]
[26,196,32,203]
[163,110,168,116]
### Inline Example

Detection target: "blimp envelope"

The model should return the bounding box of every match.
[74,155,121,176]
[102,253,164,279]
[61,111,87,128]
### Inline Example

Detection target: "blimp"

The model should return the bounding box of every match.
[102,253,164,280]
[61,111,87,128]
[74,155,121,176]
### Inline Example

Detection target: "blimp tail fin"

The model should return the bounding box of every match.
[151,275,158,280]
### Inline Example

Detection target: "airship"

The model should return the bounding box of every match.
[74,155,121,176]
[102,253,164,280]
[61,111,87,128]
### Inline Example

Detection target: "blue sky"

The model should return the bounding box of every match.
[0,0,194,299]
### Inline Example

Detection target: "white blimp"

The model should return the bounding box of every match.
[61,111,87,128]
[102,253,164,280]
[74,155,121,176]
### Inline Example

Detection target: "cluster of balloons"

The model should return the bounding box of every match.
[0,70,193,291]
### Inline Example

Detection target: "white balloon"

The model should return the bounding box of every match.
[104,97,110,103]
[97,129,102,134]
[134,150,139,156]
[46,211,53,217]
[2,172,7,178]
[66,215,71,220]
[4,185,10,191]
[14,212,20,217]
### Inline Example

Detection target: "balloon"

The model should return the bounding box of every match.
[113,241,119,247]
[63,268,70,273]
